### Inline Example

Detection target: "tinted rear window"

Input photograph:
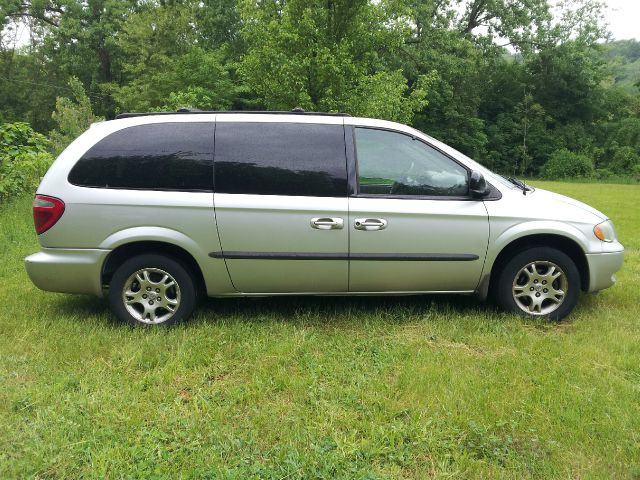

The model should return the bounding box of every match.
[68,123,214,191]
[214,122,347,197]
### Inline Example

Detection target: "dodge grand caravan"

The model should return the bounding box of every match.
[25,110,624,326]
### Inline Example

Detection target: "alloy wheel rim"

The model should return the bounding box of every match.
[512,260,568,316]
[122,268,181,324]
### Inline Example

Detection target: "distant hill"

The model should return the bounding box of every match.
[604,40,640,95]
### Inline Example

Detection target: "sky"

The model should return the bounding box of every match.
[604,0,640,40]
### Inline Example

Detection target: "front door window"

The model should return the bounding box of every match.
[355,128,469,197]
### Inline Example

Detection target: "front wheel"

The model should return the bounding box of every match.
[108,254,197,326]
[496,247,581,321]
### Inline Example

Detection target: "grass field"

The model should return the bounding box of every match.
[1,182,639,479]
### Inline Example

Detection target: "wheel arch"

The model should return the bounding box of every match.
[483,233,590,300]
[101,241,207,295]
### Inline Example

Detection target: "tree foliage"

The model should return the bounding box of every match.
[0,122,52,200]
[0,0,639,180]
[50,77,103,155]
[237,0,427,122]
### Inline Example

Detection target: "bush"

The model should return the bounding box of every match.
[50,77,103,156]
[541,148,594,179]
[594,168,612,180]
[610,146,640,175]
[0,122,53,201]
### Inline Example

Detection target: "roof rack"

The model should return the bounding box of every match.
[115,107,351,119]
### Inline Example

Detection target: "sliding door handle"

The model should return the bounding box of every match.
[311,217,344,230]
[354,218,388,231]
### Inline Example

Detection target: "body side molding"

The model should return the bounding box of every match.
[209,251,479,261]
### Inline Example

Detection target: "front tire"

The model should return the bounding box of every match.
[108,254,197,326]
[496,247,581,321]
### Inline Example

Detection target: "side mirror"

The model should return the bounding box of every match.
[469,170,489,198]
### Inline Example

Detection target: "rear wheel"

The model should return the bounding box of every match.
[108,254,196,326]
[496,247,580,321]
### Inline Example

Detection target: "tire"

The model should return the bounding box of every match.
[496,247,581,321]
[108,253,197,326]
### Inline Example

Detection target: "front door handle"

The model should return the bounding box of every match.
[311,217,344,230]
[354,218,388,231]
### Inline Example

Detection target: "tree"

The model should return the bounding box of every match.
[457,0,551,52]
[398,0,554,159]
[238,0,428,122]
[1,0,134,118]
[0,48,63,131]
[112,1,237,113]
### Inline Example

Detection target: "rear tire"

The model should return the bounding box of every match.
[108,254,196,326]
[496,247,580,321]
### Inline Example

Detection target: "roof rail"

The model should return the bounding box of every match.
[115,107,351,119]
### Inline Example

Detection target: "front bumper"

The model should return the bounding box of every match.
[25,248,110,297]
[586,249,624,293]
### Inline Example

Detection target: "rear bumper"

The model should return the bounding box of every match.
[586,249,624,293]
[25,248,110,297]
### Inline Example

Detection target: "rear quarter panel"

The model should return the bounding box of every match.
[35,116,235,295]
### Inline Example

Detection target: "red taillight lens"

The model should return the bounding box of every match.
[33,195,65,235]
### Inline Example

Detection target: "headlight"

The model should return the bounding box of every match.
[594,220,617,242]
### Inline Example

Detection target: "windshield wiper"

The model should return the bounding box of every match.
[505,176,530,195]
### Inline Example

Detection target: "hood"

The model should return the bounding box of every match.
[531,188,607,221]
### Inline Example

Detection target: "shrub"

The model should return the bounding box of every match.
[541,148,594,179]
[594,168,612,180]
[50,77,103,156]
[0,122,53,201]
[610,146,640,175]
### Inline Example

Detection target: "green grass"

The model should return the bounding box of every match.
[525,176,640,185]
[1,182,639,479]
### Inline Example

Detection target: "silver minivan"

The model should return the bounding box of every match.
[25,111,624,325]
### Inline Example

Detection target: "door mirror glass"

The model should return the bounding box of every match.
[355,128,469,197]
[469,170,489,198]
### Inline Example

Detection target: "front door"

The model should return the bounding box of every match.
[348,127,489,292]
[213,118,349,293]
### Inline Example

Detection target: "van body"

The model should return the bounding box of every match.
[25,112,624,325]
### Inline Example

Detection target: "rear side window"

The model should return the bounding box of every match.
[214,122,347,197]
[68,123,214,191]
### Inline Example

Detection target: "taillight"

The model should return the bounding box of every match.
[33,195,65,235]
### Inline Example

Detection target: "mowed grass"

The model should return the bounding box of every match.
[1,182,639,479]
